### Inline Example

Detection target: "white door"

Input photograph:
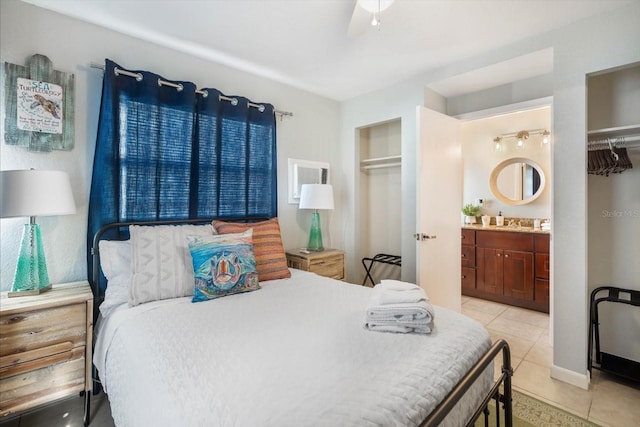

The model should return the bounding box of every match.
[417,106,462,311]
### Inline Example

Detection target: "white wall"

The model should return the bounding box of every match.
[341,2,640,387]
[461,107,551,220]
[0,0,341,289]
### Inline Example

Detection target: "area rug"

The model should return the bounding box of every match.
[476,390,600,427]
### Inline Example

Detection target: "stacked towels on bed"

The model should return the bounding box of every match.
[364,280,434,334]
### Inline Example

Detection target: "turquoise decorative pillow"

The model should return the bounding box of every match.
[187,229,260,302]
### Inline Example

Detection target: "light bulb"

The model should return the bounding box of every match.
[517,139,523,147]
[371,14,380,26]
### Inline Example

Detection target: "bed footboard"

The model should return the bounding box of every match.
[419,339,513,427]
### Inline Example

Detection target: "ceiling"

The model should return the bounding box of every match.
[24,0,634,101]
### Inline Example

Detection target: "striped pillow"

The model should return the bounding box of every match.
[212,218,291,282]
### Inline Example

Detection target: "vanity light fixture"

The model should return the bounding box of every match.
[516,131,529,148]
[494,136,503,151]
[492,129,550,150]
[542,130,550,144]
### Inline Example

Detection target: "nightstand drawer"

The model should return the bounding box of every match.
[0,303,87,363]
[309,255,344,279]
[0,355,85,414]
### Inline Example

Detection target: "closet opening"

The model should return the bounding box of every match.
[356,118,402,286]
[586,62,640,379]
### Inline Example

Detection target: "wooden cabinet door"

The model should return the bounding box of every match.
[535,253,550,280]
[503,250,534,300]
[461,267,476,290]
[461,245,476,268]
[477,247,503,295]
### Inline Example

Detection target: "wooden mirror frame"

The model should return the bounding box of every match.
[489,157,545,206]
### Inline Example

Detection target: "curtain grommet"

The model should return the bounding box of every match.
[258,105,265,113]
[201,90,208,98]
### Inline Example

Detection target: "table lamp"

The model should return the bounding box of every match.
[1,169,76,297]
[298,184,334,251]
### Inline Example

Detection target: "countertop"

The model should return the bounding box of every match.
[462,224,551,234]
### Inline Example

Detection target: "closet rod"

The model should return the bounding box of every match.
[361,162,401,170]
[588,135,640,147]
[89,62,293,118]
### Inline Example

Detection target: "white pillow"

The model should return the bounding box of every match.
[99,240,131,280]
[129,224,213,306]
[100,274,131,318]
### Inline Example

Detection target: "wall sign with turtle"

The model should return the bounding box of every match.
[2,54,74,152]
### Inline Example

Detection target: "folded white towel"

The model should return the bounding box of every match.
[366,301,434,323]
[374,287,428,305]
[365,280,435,334]
[378,279,421,291]
[364,322,432,334]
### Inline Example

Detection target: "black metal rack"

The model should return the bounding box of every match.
[361,253,401,287]
[588,286,640,383]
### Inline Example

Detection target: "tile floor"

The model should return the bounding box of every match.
[2,296,639,427]
[461,296,640,427]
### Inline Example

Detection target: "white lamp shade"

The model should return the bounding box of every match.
[1,170,76,218]
[299,184,334,210]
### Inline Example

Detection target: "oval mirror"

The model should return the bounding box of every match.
[489,157,545,205]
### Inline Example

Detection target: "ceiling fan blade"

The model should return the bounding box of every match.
[347,3,371,38]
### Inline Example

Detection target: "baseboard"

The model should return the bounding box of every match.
[550,365,590,390]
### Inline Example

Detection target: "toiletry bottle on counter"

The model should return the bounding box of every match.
[496,211,504,227]
[534,218,541,229]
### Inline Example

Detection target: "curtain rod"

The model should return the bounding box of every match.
[89,62,293,118]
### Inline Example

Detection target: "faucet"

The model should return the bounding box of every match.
[508,220,515,227]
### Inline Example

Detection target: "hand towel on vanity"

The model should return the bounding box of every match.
[364,281,435,334]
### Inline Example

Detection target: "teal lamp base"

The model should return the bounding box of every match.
[8,223,52,297]
[307,211,324,251]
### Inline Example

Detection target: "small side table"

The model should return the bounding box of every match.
[285,249,345,281]
[0,281,94,424]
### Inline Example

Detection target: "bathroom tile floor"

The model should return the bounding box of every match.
[461,295,640,427]
[3,297,638,426]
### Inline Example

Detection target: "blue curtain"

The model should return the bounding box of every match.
[88,59,277,290]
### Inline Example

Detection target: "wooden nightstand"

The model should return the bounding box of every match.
[286,249,346,281]
[0,281,93,421]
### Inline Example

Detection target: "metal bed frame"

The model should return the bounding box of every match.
[86,218,513,427]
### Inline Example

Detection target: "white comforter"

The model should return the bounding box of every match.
[94,270,492,427]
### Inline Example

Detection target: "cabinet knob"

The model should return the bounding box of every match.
[462,275,466,279]
[461,254,466,258]
[497,253,501,257]
[505,254,510,258]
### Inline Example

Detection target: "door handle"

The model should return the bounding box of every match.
[414,233,437,241]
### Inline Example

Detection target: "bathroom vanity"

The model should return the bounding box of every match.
[461,226,550,313]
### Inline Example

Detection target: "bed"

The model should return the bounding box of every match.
[88,218,513,427]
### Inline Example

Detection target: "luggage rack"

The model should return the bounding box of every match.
[588,286,640,383]
[361,254,401,287]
